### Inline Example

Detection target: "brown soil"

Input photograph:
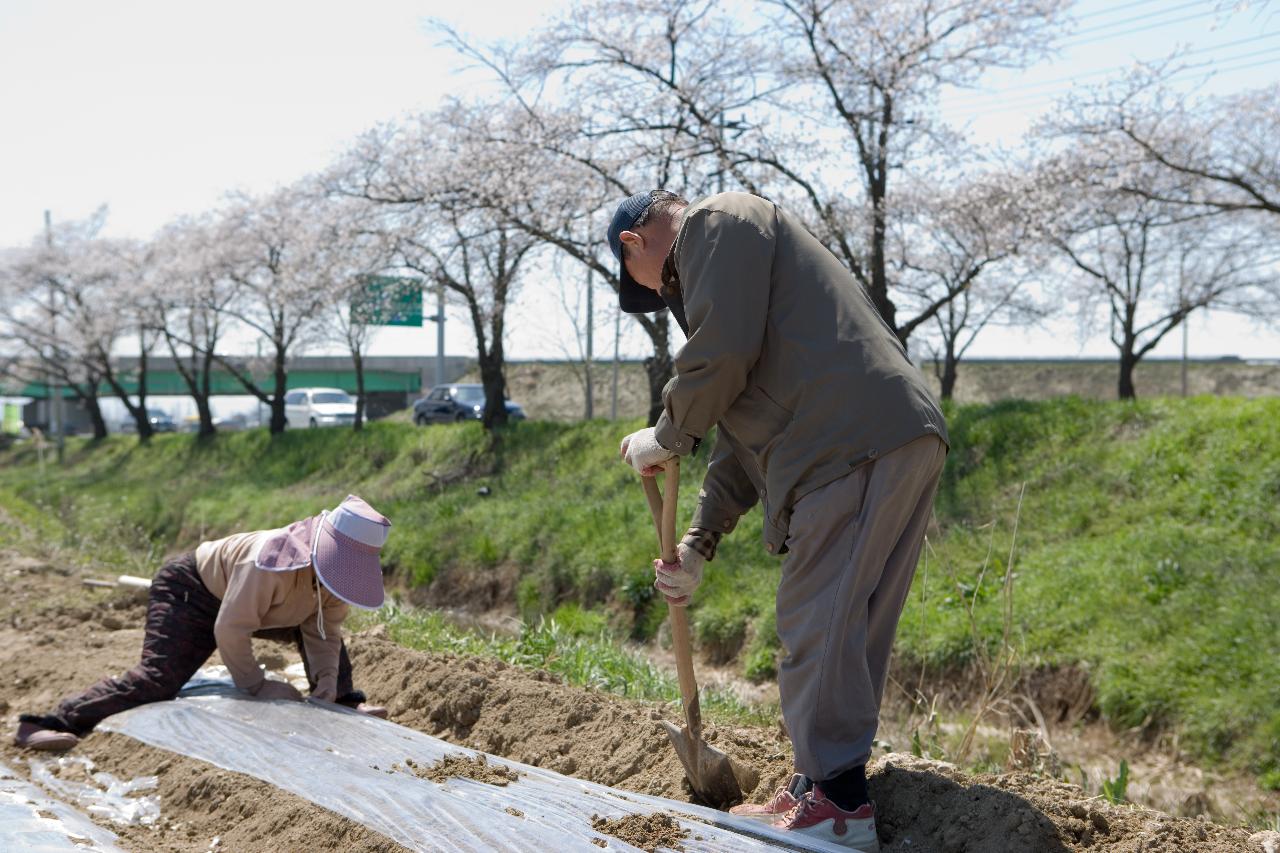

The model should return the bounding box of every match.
[346,634,1267,852]
[0,549,406,853]
[408,753,519,786]
[1,548,1273,853]
[345,634,797,800]
[590,812,689,852]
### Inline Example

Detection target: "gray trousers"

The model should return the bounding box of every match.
[776,434,947,781]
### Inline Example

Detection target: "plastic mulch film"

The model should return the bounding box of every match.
[0,760,125,852]
[27,755,160,827]
[100,672,865,853]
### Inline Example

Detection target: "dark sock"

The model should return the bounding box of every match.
[335,690,367,708]
[820,764,869,811]
[788,774,813,799]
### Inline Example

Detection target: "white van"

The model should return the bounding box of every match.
[283,388,357,429]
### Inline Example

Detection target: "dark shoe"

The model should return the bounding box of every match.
[14,721,78,752]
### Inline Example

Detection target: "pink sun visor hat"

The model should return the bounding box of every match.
[310,495,390,609]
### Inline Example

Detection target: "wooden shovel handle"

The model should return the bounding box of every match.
[641,459,702,738]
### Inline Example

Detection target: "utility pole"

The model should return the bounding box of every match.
[434,280,445,386]
[610,308,621,420]
[45,210,64,462]
[1181,314,1189,398]
[585,234,594,420]
[717,111,726,195]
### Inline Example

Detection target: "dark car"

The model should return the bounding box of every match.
[413,384,526,425]
[118,409,177,433]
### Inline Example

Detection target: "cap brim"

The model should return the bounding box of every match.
[313,523,385,609]
[618,262,669,314]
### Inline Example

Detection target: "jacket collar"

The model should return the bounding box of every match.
[660,249,689,337]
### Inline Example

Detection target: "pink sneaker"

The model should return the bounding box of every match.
[773,786,879,852]
[729,773,806,820]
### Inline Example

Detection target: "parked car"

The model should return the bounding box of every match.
[413,384,526,425]
[283,388,357,429]
[180,412,249,433]
[118,409,177,433]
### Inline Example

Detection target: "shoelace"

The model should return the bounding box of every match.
[767,787,798,810]
[780,794,818,825]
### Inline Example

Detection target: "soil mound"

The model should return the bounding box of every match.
[0,552,1269,853]
[348,634,1267,853]
[345,635,796,801]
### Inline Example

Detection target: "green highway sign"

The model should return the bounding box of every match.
[353,276,423,327]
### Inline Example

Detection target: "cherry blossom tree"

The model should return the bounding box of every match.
[498,0,1069,352]
[331,102,542,430]
[1035,157,1275,399]
[896,169,1049,399]
[205,182,335,434]
[1050,68,1280,222]
[141,215,237,438]
[433,7,744,423]
[0,210,127,440]
[308,197,398,431]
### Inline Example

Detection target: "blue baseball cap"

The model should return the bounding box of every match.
[607,191,669,314]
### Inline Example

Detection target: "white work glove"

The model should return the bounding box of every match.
[620,427,675,476]
[253,680,303,702]
[654,542,705,607]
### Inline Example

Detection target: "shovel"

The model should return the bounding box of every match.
[641,458,759,808]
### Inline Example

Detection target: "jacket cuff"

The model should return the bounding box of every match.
[654,412,698,457]
[691,501,740,536]
[681,528,723,562]
[241,675,267,695]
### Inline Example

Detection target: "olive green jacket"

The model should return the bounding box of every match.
[653,192,948,554]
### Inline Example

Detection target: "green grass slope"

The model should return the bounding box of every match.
[0,397,1276,776]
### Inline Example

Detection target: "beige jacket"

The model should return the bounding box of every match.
[196,530,348,697]
[653,192,949,554]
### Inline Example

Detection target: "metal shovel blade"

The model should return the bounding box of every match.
[660,717,760,809]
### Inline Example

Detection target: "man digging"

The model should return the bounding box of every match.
[611,191,949,851]
[14,495,391,751]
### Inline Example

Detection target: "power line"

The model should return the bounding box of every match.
[1058,7,1235,50]
[945,31,1280,105]
[945,41,1280,114]
[949,54,1280,121]
[1071,0,1194,23]
[948,45,1280,115]
[1069,0,1216,38]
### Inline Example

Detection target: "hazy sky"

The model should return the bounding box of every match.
[2,0,1278,371]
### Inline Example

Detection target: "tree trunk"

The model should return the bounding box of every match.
[643,314,673,427]
[269,349,288,434]
[81,389,108,440]
[196,351,216,438]
[479,354,508,430]
[102,358,152,441]
[135,338,152,441]
[165,331,217,438]
[1118,349,1138,400]
[353,349,366,431]
[940,344,959,401]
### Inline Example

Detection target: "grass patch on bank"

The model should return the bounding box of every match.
[0,396,1277,777]
[348,603,775,727]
